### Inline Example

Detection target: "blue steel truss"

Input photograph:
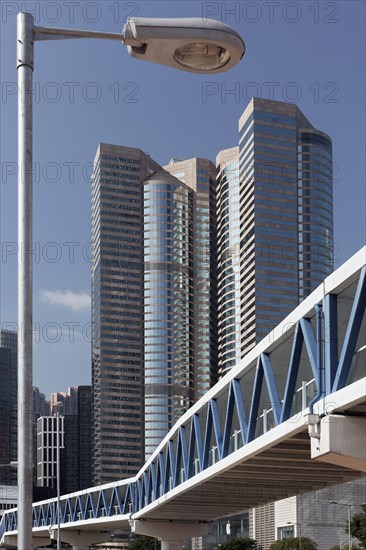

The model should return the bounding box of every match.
[1,263,365,541]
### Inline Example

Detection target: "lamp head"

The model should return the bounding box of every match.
[122,17,245,73]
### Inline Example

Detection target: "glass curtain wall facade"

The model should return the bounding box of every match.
[0,331,17,485]
[92,144,160,484]
[144,171,194,458]
[297,129,333,300]
[165,158,218,402]
[216,147,241,378]
[238,98,333,355]
[144,158,217,459]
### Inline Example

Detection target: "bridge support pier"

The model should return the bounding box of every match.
[131,520,211,548]
[1,534,50,549]
[50,528,110,549]
[310,414,366,472]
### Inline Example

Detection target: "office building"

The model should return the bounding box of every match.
[164,158,217,401]
[32,387,49,485]
[213,99,334,549]
[92,145,217,480]
[77,386,92,490]
[0,331,17,485]
[60,385,92,493]
[36,415,64,490]
[238,98,333,354]
[37,386,92,494]
[144,158,217,458]
[92,144,161,484]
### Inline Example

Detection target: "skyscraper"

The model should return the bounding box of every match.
[144,158,217,458]
[143,169,195,459]
[92,145,217,480]
[92,144,164,484]
[238,97,333,355]
[164,158,218,402]
[214,98,334,549]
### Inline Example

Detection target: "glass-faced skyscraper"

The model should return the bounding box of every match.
[164,158,218,402]
[143,158,217,459]
[238,98,333,355]
[215,98,333,548]
[143,170,195,458]
[92,146,217,481]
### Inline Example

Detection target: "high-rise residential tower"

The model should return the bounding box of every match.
[216,147,240,378]
[50,387,78,416]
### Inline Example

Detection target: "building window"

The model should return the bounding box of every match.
[277,525,294,539]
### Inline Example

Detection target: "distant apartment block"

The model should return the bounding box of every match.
[0,331,17,486]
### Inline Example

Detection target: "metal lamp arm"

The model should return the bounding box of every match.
[33,26,124,42]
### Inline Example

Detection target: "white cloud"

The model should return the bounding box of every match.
[39,290,91,312]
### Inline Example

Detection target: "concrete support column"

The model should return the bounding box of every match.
[2,535,51,549]
[49,528,110,549]
[131,520,211,546]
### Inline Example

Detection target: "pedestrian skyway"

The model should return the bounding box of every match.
[1,247,365,549]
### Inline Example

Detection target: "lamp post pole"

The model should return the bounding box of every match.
[15,13,244,550]
[17,13,34,550]
[55,402,63,550]
[297,523,302,550]
[330,502,352,550]
[287,522,301,550]
[347,505,351,550]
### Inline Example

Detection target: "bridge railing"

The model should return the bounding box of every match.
[1,247,365,539]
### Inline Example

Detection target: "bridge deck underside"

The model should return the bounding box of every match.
[139,431,363,521]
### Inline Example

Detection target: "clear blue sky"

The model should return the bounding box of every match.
[0,1,365,396]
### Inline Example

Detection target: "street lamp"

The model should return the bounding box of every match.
[15,11,245,550]
[330,501,352,549]
[0,462,18,469]
[54,402,63,550]
[287,522,302,550]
